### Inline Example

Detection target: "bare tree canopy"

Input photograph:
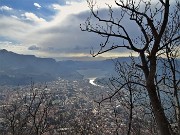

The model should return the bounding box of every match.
[81,0,180,135]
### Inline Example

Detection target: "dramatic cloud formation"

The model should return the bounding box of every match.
[0,0,176,60]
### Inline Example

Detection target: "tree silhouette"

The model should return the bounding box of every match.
[81,0,180,134]
[1,85,54,135]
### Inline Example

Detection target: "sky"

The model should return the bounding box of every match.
[0,0,176,61]
[0,0,135,61]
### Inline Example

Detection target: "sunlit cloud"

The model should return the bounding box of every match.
[34,3,41,9]
[0,41,27,54]
[21,12,46,23]
[0,0,139,60]
[0,6,13,11]
[0,0,177,60]
[0,16,34,41]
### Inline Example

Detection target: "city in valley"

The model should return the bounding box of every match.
[0,78,134,135]
[0,0,179,134]
[0,50,177,135]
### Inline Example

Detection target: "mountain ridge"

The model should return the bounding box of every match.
[0,49,134,85]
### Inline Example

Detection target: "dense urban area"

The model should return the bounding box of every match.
[0,78,153,135]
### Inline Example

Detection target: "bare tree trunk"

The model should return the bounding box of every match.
[82,0,180,134]
[146,82,171,135]
[142,53,173,135]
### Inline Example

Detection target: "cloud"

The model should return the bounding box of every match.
[2,0,176,60]
[0,41,12,45]
[0,15,34,41]
[0,0,131,59]
[0,41,27,54]
[0,6,13,11]
[52,4,61,10]
[28,45,40,50]
[11,15,19,19]
[21,12,46,23]
[34,3,41,9]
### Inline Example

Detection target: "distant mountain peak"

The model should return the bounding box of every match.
[0,49,8,53]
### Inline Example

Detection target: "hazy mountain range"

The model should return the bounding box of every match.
[0,49,179,86]
[0,49,132,85]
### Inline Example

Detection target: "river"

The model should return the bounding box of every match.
[77,69,107,87]
[89,78,103,87]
